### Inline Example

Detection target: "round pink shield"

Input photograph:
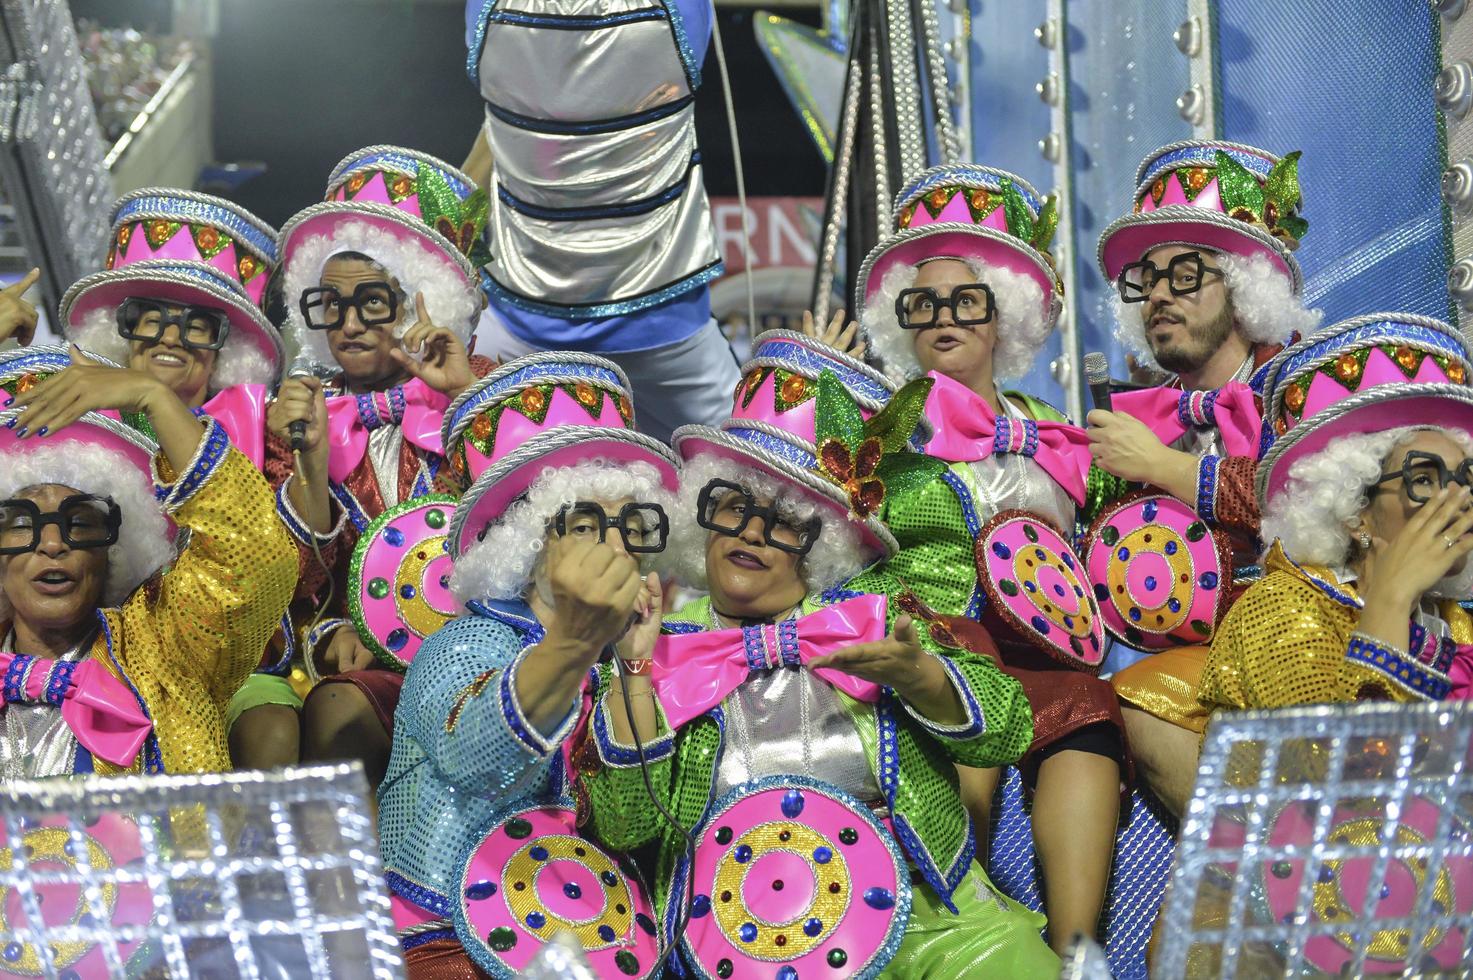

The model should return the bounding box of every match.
[0,813,150,979]
[455,805,659,978]
[1254,796,1473,974]
[348,495,460,670]
[974,510,1105,673]
[682,778,910,979]
[1082,491,1231,650]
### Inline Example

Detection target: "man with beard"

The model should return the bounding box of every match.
[1084,141,1322,816]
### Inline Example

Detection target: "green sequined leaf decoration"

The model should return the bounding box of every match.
[1213,150,1264,217]
[862,376,934,454]
[1031,195,1059,252]
[815,369,865,451]
[415,167,462,230]
[462,187,490,233]
[1000,178,1035,244]
[874,452,947,503]
[1276,214,1309,243]
[1263,151,1303,213]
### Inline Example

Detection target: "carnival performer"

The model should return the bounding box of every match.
[258,146,495,780]
[1087,141,1322,815]
[379,353,678,977]
[60,191,282,462]
[1198,312,1473,718]
[0,344,294,776]
[851,165,1125,954]
[0,269,40,347]
[462,0,740,441]
[582,335,1058,976]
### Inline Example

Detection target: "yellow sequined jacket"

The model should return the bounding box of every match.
[1197,542,1473,715]
[88,426,296,775]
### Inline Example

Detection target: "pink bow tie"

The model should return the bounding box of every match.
[921,371,1092,505]
[201,384,268,469]
[652,594,889,730]
[0,653,153,767]
[323,378,449,484]
[1110,381,1263,458]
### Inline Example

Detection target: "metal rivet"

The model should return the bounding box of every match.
[950,82,966,106]
[1039,134,1062,162]
[1177,85,1206,124]
[1436,61,1473,119]
[1444,161,1473,211]
[946,37,966,60]
[1051,356,1073,386]
[947,0,965,11]
[1034,19,1058,48]
[1036,73,1060,106]
[1450,259,1473,305]
[1436,0,1466,19]
[1174,18,1202,56]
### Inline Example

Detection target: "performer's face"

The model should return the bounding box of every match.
[318,256,409,390]
[0,484,109,635]
[125,303,218,407]
[703,490,807,620]
[1137,245,1233,375]
[908,259,996,385]
[1365,430,1473,579]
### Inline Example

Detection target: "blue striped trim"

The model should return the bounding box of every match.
[498,648,559,757]
[329,482,371,534]
[0,349,80,381]
[1196,454,1220,523]
[385,871,451,918]
[939,470,985,619]
[721,426,817,469]
[334,150,473,200]
[113,195,278,263]
[3,655,32,703]
[897,166,1042,215]
[487,7,667,29]
[446,361,625,440]
[742,625,767,671]
[592,692,674,767]
[275,482,339,549]
[1140,145,1275,188]
[483,92,693,136]
[480,259,722,320]
[399,928,456,953]
[660,0,703,90]
[496,154,697,222]
[1346,634,1449,701]
[1274,321,1466,391]
[904,655,985,740]
[42,660,78,707]
[96,611,163,774]
[777,619,800,668]
[748,338,893,405]
[158,419,229,513]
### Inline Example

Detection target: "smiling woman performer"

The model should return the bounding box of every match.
[0,345,293,776]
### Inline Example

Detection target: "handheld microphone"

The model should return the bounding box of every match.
[286,356,316,453]
[1084,351,1113,413]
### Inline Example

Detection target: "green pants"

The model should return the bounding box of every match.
[879,867,1059,978]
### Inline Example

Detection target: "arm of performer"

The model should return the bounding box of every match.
[267,375,334,536]
[0,268,40,346]
[461,126,494,191]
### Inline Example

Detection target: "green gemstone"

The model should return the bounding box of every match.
[1101,525,1120,547]
[1190,619,1212,636]
[999,579,1019,597]
[1186,522,1207,542]
[487,927,517,952]
[827,948,849,968]
[615,951,640,976]
[505,818,533,839]
[1023,523,1039,543]
[425,508,446,529]
[367,578,390,600]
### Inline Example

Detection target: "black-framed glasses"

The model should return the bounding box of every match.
[116,297,231,351]
[894,283,996,329]
[1372,451,1473,505]
[695,479,820,556]
[299,281,401,331]
[1117,251,1223,303]
[552,501,669,554]
[0,495,121,555]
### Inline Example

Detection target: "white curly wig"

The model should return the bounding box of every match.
[70,306,276,393]
[1111,250,1324,370]
[859,257,1051,385]
[281,219,480,369]
[1261,425,1473,581]
[450,459,675,604]
[667,453,872,595]
[0,441,172,622]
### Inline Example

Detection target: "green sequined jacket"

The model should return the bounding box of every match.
[577,592,1032,929]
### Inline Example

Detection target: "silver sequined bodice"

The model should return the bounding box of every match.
[0,630,90,779]
[958,396,1074,531]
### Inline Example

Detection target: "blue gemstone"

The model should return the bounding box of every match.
[1168,598,1181,613]
[59,971,80,980]
[1093,583,1109,601]
[1023,581,1037,593]
[991,541,1011,560]
[563,881,582,900]
[1199,572,1219,589]
[598,924,617,942]
[1164,541,1178,555]
[1073,585,1084,597]
[739,922,758,943]
[803,917,823,937]
[3,943,20,962]
[526,911,545,929]
[1063,616,1074,629]
[1052,583,1065,597]
[1061,551,1075,569]
[387,629,409,651]
[1318,867,1335,884]
[777,968,798,980]
[1117,547,1130,562]
[1089,635,1100,650]
[863,887,896,910]
[530,846,549,861]
[439,574,451,589]
[691,894,711,918]
[400,584,416,600]
[734,845,753,864]
[383,527,405,547]
[1128,608,1142,622]
[601,870,618,886]
[1030,615,1051,635]
[813,847,832,864]
[1034,548,1046,561]
[1380,884,1392,899]
[464,880,497,901]
[635,912,656,934]
[1144,576,1157,592]
[781,789,805,818]
[1143,500,1158,521]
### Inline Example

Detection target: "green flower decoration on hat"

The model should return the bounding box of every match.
[417,167,493,268]
[1213,149,1308,250]
[814,370,945,519]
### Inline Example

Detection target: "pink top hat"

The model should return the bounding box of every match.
[59,259,284,386]
[671,330,903,558]
[443,351,678,558]
[1097,140,1308,290]
[1256,312,1473,507]
[106,189,279,308]
[855,164,1062,327]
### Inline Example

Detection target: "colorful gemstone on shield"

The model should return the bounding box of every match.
[636,912,656,934]
[780,374,808,403]
[992,541,1011,559]
[615,950,641,975]
[739,923,758,943]
[525,911,545,929]
[717,960,734,978]
[1199,571,1219,589]
[1164,541,1178,555]
[1185,522,1207,542]
[781,789,805,817]
[368,578,390,599]
[839,827,858,845]
[715,826,732,844]
[487,927,517,951]
[813,847,832,864]
[1451,363,1467,384]
[691,895,711,918]
[383,527,405,547]
[804,917,824,937]
[464,880,496,900]
[386,629,408,651]
[563,882,582,900]
[734,845,752,863]
[1101,525,1119,546]
[400,584,416,600]
[3,944,18,962]
[863,886,896,910]
[1117,547,1130,561]
[777,967,796,980]
[1142,499,1158,521]
[827,949,848,968]
[529,845,549,861]
[1023,524,1039,543]
[504,820,533,840]
[597,924,617,943]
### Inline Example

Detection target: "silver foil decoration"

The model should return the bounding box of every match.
[518,931,601,979]
[0,763,404,979]
[1157,701,1473,978]
[1059,934,1114,979]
